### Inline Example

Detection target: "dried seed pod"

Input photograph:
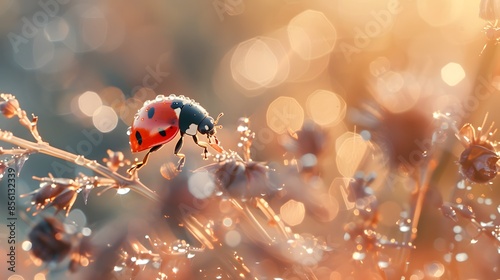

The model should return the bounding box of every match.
[281,121,326,159]
[48,188,78,216]
[197,151,273,199]
[352,104,433,173]
[457,119,499,183]
[29,217,71,263]
[459,144,498,183]
[22,176,79,215]
[0,94,20,118]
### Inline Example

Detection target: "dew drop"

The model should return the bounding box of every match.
[160,162,179,180]
[397,218,411,232]
[126,127,131,135]
[116,188,130,195]
[86,160,98,168]
[14,154,29,176]
[75,155,85,165]
[377,254,390,269]
[470,238,478,244]
[360,130,371,141]
[136,258,150,265]
[352,251,366,260]
[2,131,13,140]
[480,221,494,227]
[344,232,351,241]
[378,260,389,269]
[237,126,247,133]
[156,95,165,101]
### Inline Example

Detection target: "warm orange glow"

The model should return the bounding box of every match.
[280,199,306,226]
[266,96,304,134]
[336,132,368,177]
[441,62,466,86]
[231,37,289,92]
[307,90,346,126]
[287,10,337,60]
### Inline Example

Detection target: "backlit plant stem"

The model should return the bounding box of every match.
[0,129,159,202]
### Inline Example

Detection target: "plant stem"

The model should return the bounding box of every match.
[0,129,159,202]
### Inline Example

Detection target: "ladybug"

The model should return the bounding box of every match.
[127,94,223,174]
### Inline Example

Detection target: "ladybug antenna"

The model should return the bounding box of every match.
[214,112,224,129]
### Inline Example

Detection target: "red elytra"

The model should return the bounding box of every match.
[129,99,180,152]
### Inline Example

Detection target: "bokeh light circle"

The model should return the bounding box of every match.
[92,105,118,133]
[417,0,464,27]
[266,96,304,134]
[280,199,305,226]
[78,91,102,116]
[231,36,289,92]
[306,90,346,126]
[287,10,337,60]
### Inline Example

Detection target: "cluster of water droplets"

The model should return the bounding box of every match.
[236,117,255,161]
[431,111,453,144]
[397,216,412,233]
[148,94,200,106]
[284,234,327,266]
[113,236,205,279]
[0,147,31,179]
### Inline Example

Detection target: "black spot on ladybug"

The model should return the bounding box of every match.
[135,131,143,145]
[147,107,155,119]
[158,129,167,137]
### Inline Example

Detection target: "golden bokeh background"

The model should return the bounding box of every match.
[1,0,500,279]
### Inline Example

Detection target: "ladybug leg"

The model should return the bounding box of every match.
[174,133,185,171]
[208,135,224,153]
[192,135,210,160]
[127,145,162,174]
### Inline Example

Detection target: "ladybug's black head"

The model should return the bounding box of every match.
[198,113,224,136]
[198,116,216,136]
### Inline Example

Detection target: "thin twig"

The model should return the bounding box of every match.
[0,129,159,202]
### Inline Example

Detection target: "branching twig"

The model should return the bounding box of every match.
[0,129,159,202]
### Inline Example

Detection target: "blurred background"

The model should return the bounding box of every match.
[1,0,500,279]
